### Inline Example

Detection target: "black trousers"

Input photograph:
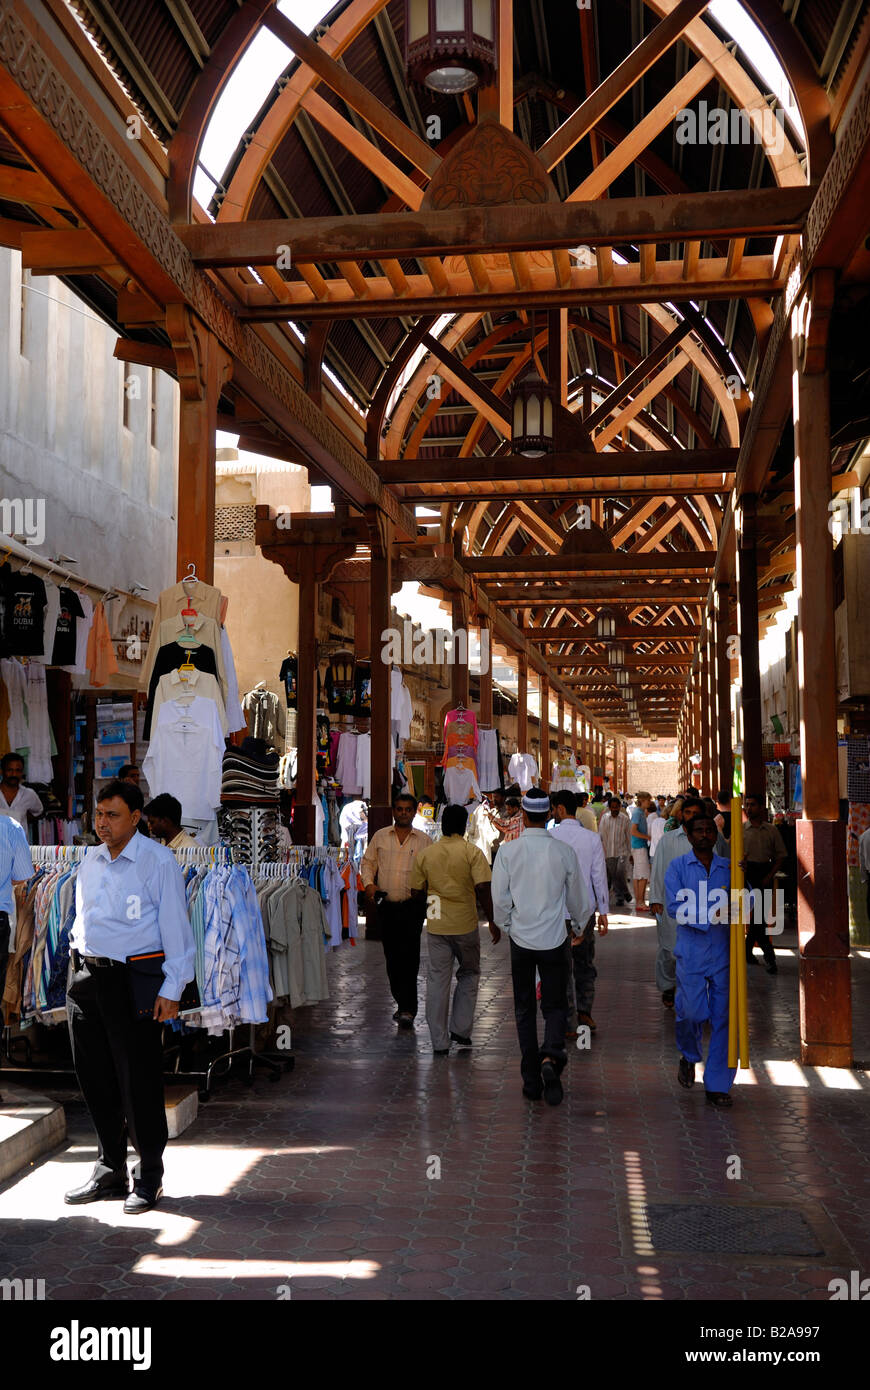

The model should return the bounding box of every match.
[0,910,9,1012]
[571,915,597,1016]
[509,935,570,1087]
[744,863,776,966]
[66,959,167,1188]
[378,899,424,1016]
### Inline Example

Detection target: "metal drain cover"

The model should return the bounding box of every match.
[644,1204,825,1257]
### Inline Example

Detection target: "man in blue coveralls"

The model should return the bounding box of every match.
[664,814,736,1109]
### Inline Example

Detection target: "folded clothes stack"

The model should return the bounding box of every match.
[221,737,280,801]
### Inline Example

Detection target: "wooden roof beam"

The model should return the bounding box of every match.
[380,448,736,483]
[179,188,813,267]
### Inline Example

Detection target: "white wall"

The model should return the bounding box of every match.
[0,249,177,594]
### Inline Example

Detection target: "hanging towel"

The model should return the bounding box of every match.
[86,601,119,687]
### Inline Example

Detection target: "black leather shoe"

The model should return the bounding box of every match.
[522,1084,543,1100]
[433,1048,449,1056]
[678,1056,695,1089]
[765,964,778,975]
[397,1013,414,1029]
[662,989,675,1008]
[541,1059,563,1107]
[705,1091,733,1109]
[64,1171,128,1205]
[450,1032,472,1047]
[124,1185,163,1214]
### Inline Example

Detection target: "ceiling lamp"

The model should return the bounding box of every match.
[608,640,626,667]
[615,668,630,689]
[405,0,497,95]
[511,368,556,459]
[650,732,658,742]
[596,607,617,641]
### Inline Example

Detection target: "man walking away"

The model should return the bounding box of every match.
[742,793,786,974]
[361,793,429,1027]
[575,791,598,833]
[629,792,653,913]
[648,799,666,860]
[410,804,499,1054]
[665,815,735,1109]
[549,791,608,1036]
[492,789,589,1105]
[65,779,195,1213]
[598,796,632,906]
[0,815,35,1100]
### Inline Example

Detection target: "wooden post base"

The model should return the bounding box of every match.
[797,818,852,1066]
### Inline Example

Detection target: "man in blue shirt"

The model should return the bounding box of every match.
[664,815,736,1109]
[64,779,194,1213]
[628,791,652,913]
[0,816,36,1102]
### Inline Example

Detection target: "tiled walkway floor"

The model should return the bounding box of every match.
[1,910,869,1301]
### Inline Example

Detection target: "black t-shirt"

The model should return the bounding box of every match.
[354,660,371,717]
[144,642,220,738]
[52,586,85,666]
[4,572,48,656]
[280,655,297,709]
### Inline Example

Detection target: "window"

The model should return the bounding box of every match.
[19,268,28,357]
[150,367,158,447]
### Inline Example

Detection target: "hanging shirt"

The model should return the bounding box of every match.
[279,654,297,708]
[353,660,371,717]
[391,668,413,740]
[508,752,537,793]
[220,627,246,734]
[70,833,195,1001]
[51,587,85,666]
[0,659,28,751]
[4,573,48,656]
[36,581,61,664]
[143,697,225,821]
[144,642,220,738]
[153,579,223,626]
[150,667,227,737]
[335,732,362,795]
[86,601,119,687]
[142,613,227,698]
[70,592,94,674]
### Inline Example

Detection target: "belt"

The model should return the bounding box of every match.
[71,950,125,970]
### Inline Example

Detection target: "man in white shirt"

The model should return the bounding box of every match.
[648,805,666,859]
[550,791,608,1035]
[598,797,632,906]
[492,788,589,1105]
[0,753,43,829]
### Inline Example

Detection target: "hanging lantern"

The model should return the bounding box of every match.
[614,668,630,689]
[608,640,626,667]
[511,369,556,458]
[405,0,497,95]
[596,607,617,641]
[650,732,658,742]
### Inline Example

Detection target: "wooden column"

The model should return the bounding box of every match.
[369,510,394,838]
[540,673,550,773]
[557,692,565,751]
[169,308,231,583]
[517,651,528,754]
[293,565,318,845]
[479,620,493,727]
[699,633,712,797]
[736,495,764,794]
[570,704,577,757]
[451,592,470,708]
[716,582,733,793]
[792,273,851,1066]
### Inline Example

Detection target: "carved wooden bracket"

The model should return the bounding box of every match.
[793,268,836,376]
[166,304,232,400]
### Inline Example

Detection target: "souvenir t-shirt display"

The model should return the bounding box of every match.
[51,586,85,666]
[4,572,48,656]
[353,660,372,717]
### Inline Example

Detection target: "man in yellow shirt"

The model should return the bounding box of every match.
[575,792,599,833]
[411,804,500,1054]
[142,795,198,849]
[361,793,430,1027]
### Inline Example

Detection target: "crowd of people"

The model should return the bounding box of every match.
[362,781,791,1111]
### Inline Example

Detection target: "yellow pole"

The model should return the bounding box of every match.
[729,797,750,1067]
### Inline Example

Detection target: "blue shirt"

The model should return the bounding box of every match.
[629,806,648,850]
[70,832,195,1001]
[0,815,34,913]
[664,850,732,931]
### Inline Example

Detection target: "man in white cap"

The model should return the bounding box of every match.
[491,788,589,1105]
